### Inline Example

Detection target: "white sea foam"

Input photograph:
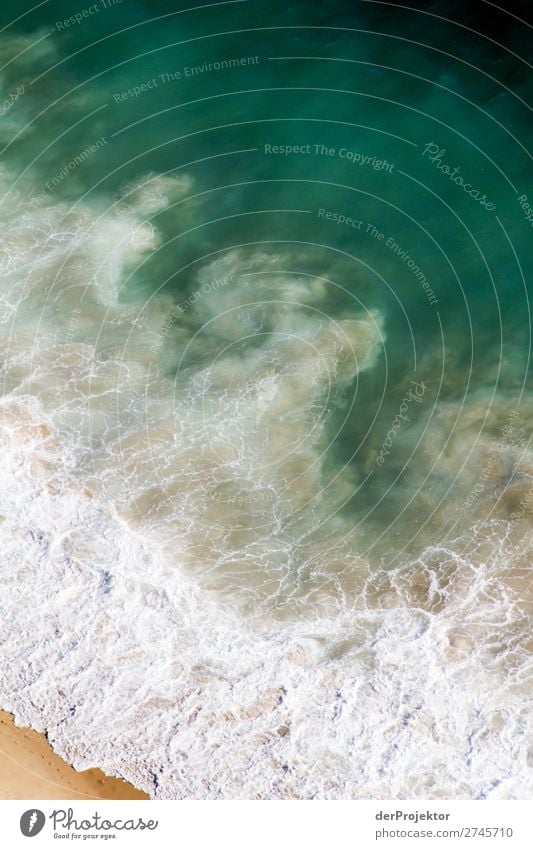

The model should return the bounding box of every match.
[0,172,531,799]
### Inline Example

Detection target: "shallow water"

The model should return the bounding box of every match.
[0,0,531,798]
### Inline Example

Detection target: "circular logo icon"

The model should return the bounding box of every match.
[20,810,46,837]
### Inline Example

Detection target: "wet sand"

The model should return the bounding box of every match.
[0,711,148,800]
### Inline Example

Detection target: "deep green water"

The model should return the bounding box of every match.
[1,1,531,562]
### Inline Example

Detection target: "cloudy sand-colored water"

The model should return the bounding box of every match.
[0,0,531,799]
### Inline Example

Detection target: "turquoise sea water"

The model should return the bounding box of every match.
[0,0,531,799]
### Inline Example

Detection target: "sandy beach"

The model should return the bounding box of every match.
[0,711,148,800]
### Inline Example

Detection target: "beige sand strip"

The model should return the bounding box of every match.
[0,711,148,800]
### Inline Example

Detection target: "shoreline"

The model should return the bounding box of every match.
[0,711,148,800]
